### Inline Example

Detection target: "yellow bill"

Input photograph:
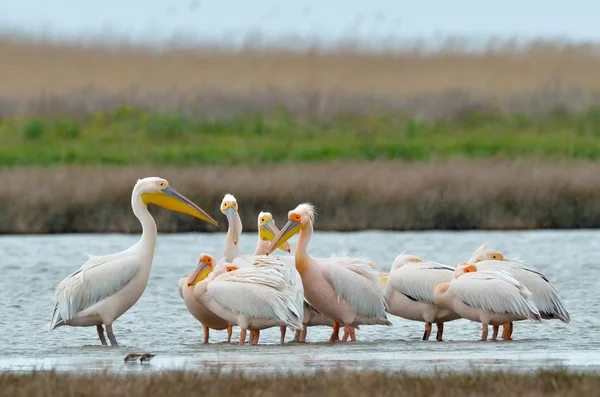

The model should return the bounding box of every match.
[187,260,213,287]
[260,219,291,253]
[265,219,304,255]
[142,186,219,227]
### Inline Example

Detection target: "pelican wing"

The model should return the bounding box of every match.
[475,260,570,322]
[321,257,388,319]
[50,253,140,328]
[451,270,542,320]
[207,257,303,329]
[389,261,454,305]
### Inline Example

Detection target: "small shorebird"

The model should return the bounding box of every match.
[124,353,142,363]
[140,353,156,364]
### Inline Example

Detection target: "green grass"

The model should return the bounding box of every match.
[2,106,600,166]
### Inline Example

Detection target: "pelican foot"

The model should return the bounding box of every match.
[227,324,233,343]
[279,325,287,345]
[328,322,341,343]
[239,329,247,346]
[203,326,210,344]
[492,325,499,341]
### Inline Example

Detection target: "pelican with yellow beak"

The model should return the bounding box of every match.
[265,203,391,343]
[48,177,219,346]
[178,253,233,344]
[221,194,290,262]
[468,243,570,340]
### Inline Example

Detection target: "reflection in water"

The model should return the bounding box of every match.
[0,230,596,374]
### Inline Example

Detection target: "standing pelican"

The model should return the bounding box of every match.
[380,254,460,341]
[189,255,304,345]
[48,177,219,346]
[468,243,570,340]
[178,253,232,344]
[433,263,542,341]
[265,203,391,343]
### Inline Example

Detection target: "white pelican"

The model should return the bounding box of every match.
[221,194,289,263]
[48,177,219,346]
[178,253,232,344]
[189,255,304,345]
[255,211,291,255]
[265,203,391,343]
[468,243,570,340]
[380,254,460,341]
[433,263,542,341]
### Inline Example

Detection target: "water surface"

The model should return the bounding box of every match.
[0,230,596,374]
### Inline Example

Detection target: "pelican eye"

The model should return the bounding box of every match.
[290,214,301,222]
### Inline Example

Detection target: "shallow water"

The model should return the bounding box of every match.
[0,230,597,374]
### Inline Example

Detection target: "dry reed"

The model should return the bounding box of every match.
[1,160,599,234]
[2,37,600,119]
[0,369,596,397]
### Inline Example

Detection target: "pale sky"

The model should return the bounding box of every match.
[0,0,597,47]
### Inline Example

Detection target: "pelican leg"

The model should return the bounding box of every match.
[480,324,488,341]
[328,322,341,343]
[280,326,287,345]
[96,325,108,346]
[300,325,307,343]
[250,330,260,345]
[106,324,118,347]
[294,329,301,342]
[342,325,356,342]
[203,326,209,344]
[422,322,432,340]
[227,324,233,343]
[492,325,499,341]
[435,322,444,342]
[501,322,513,340]
[239,329,247,346]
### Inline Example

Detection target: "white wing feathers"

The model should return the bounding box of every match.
[50,253,140,329]
[207,256,304,330]
[321,257,388,320]
[451,270,542,321]
[389,262,454,305]
[475,260,570,322]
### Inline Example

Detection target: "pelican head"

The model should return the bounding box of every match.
[187,253,215,287]
[258,211,291,253]
[453,263,477,279]
[469,242,504,262]
[391,253,423,270]
[265,203,316,256]
[138,177,219,227]
[221,194,240,245]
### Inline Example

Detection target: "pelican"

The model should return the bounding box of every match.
[468,243,570,340]
[433,263,542,341]
[221,194,290,263]
[189,254,304,345]
[48,177,218,346]
[380,254,460,341]
[265,203,391,343]
[178,253,232,344]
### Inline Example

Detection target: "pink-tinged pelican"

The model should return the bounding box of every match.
[48,177,219,346]
[265,203,391,343]
[380,254,460,341]
[468,243,570,340]
[178,253,233,344]
[189,255,304,346]
[433,263,542,341]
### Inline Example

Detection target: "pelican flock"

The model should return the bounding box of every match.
[47,183,570,347]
